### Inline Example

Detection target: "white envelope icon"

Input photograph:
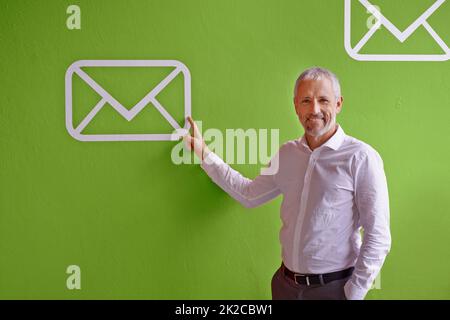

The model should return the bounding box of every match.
[344,0,450,61]
[65,60,191,141]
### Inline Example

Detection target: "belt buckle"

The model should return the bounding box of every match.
[294,274,310,286]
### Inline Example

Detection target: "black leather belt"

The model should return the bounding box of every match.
[282,263,354,286]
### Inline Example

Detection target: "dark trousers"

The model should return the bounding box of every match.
[271,264,350,300]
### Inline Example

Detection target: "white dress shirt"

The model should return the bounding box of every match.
[200,124,391,300]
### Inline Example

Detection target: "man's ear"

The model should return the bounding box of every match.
[336,96,344,114]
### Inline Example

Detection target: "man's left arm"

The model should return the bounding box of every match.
[344,149,392,300]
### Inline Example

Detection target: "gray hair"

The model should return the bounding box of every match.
[293,67,341,98]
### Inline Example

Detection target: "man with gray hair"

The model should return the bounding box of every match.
[183,67,391,300]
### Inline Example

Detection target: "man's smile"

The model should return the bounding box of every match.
[307,117,325,124]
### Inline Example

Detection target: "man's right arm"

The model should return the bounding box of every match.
[183,116,281,208]
[200,151,281,208]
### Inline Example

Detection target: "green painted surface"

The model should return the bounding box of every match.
[0,0,449,299]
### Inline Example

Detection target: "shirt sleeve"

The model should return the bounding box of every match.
[200,151,281,208]
[344,149,392,300]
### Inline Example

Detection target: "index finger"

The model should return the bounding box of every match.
[187,116,201,138]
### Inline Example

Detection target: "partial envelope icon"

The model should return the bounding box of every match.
[65,60,191,141]
[344,0,450,61]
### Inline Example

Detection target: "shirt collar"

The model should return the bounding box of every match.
[299,124,346,152]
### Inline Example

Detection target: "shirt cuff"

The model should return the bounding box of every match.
[344,280,368,300]
[200,151,222,171]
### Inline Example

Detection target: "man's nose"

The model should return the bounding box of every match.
[311,99,321,113]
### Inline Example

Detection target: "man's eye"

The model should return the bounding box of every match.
[320,99,329,103]
[302,100,310,104]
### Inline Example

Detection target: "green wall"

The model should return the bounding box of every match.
[0,0,449,299]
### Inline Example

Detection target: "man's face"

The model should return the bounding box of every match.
[294,78,343,138]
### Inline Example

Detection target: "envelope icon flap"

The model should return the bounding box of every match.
[358,0,447,42]
[78,66,181,112]
[362,0,446,32]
